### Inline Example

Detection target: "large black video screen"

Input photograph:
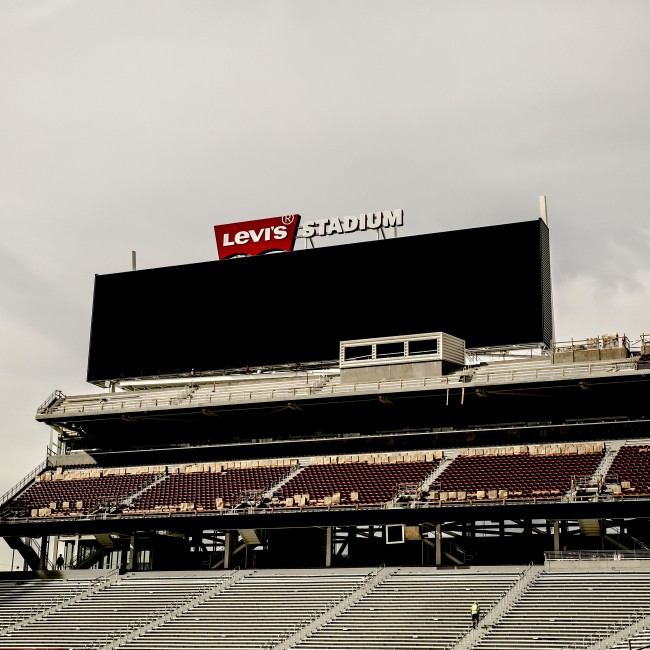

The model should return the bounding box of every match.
[87,219,552,382]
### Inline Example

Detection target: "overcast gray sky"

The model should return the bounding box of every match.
[1,0,649,567]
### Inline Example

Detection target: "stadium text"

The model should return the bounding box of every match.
[299,209,404,238]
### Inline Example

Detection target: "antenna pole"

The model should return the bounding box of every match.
[539,196,548,225]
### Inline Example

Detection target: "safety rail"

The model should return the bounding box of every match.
[564,606,650,650]
[546,549,650,561]
[36,357,640,419]
[553,334,630,352]
[36,389,65,414]
[0,570,118,637]
[0,458,48,512]
[100,567,243,650]
[446,562,539,650]
[272,564,389,650]
[7,491,650,526]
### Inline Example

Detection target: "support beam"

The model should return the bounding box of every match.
[224,531,233,570]
[436,524,442,566]
[553,520,560,552]
[325,527,332,568]
[39,535,48,570]
[126,534,135,571]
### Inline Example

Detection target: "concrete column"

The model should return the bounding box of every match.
[553,521,560,552]
[325,527,332,567]
[39,535,49,570]
[435,524,442,566]
[127,534,136,571]
[224,531,233,570]
[50,535,59,569]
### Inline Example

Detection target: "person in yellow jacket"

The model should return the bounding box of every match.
[471,601,480,628]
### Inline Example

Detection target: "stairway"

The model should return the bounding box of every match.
[579,519,602,537]
[4,536,40,570]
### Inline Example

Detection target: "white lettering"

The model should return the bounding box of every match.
[223,233,235,247]
[316,219,329,236]
[250,229,264,243]
[382,209,403,228]
[328,218,343,234]
[234,230,250,245]
[274,225,288,240]
[341,216,358,232]
[301,221,315,238]
[298,210,404,238]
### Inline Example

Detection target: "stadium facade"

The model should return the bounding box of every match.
[1,213,650,648]
[0,211,650,650]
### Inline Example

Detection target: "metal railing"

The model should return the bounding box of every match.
[563,607,650,650]
[272,565,389,650]
[7,489,650,527]
[546,549,650,562]
[446,562,539,650]
[36,357,641,419]
[0,458,48,511]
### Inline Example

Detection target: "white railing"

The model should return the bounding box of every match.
[37,357,640,420]
[447,562,539,650]
[564,607,650,650]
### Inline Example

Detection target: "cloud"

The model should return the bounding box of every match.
[554,269,650,345]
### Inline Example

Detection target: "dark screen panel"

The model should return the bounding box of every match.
[86,219,552,382]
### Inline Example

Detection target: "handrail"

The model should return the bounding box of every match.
[36,357,640,420]
[272,565,390,650]
[36,389,65,414]
[567,606,650,650]
[7,489,650,527]
[545,549,650,561]
[0,458,48,511]
[100,567,243,650]
[447,562,539,650]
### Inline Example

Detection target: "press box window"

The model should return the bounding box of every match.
[408,338,438,356]
[343,345,373,362]
[376,342,405,359]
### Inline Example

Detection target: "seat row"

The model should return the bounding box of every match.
[9,444,650,519]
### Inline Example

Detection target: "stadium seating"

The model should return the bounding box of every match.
[11,469,163,516]
[14,442,650,520]
[128,462,292,512]
[0,572,230,649]
[0,575,98,632]
[431,444,605,502]
[119,569,371,649]
[606,444,650,497]
[273,454,441,508]
[472,569,650,649]
[3,565,649,649]
[290,567,523,650]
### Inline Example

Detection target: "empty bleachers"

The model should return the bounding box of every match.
[9,441,650,522]
[431,443,605,503]
[0,575,97,632]
[473,568,650,649]
[119,568,371,649]
[128,461,292,512]
[13,467,164,517]
[2,566,650,649]
[606,444,650,497]
[0,572,229,649]
[292,567,524,650]
[274,453,441,508]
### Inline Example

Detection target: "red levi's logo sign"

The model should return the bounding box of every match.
[214,215,301,259]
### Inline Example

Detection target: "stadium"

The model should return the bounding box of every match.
[1,212,649,650]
